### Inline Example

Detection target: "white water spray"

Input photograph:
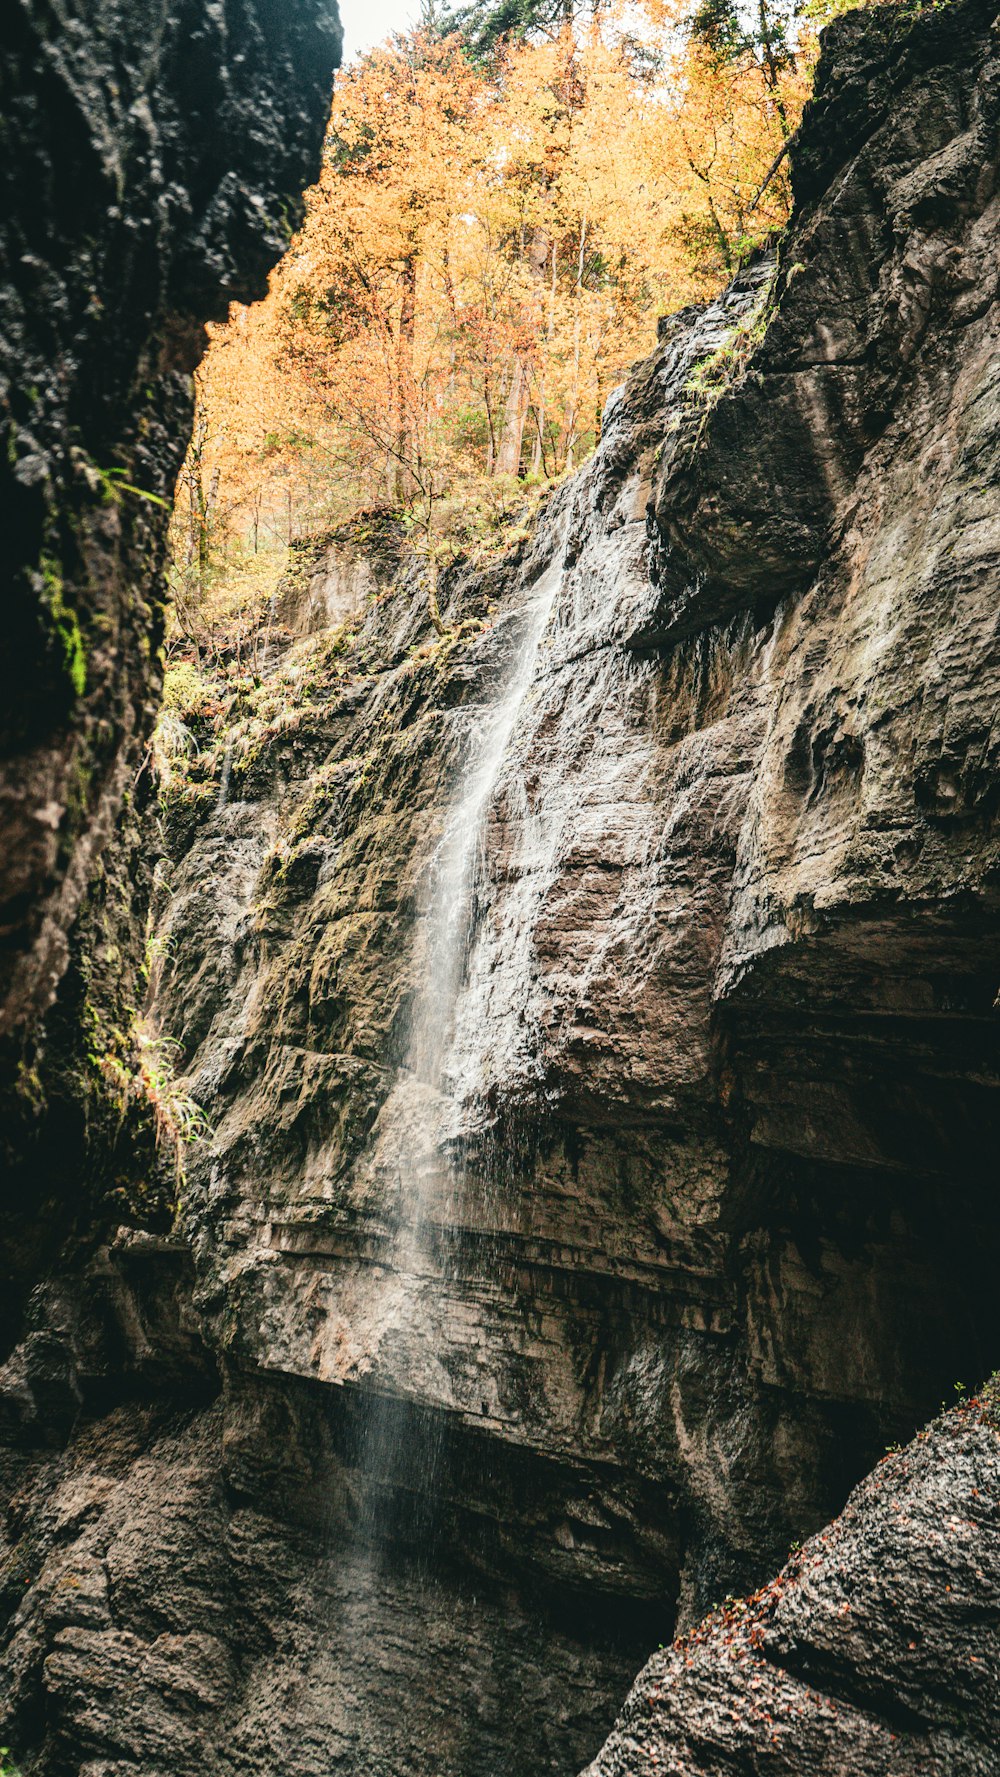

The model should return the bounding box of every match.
[408,537,568,1113]
[345,527,568,1549]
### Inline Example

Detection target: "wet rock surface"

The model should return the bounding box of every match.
[0,1379,637,1776]
[2,1,1000,1773]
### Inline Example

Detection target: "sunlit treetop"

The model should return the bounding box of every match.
[176,0,870,599]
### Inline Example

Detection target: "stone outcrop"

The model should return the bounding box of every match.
[585,1390,1000,1777]
[0,0,341,1334]
[2,1,999,1773]
[0,1299,633,1776]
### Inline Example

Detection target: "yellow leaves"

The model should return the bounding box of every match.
[182,2,830,575]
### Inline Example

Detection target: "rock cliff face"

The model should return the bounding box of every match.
[2,2,1000,1774]
[0,0,341,1336]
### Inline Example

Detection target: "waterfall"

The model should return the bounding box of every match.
[344,525,568,1555]
[408,538,568,1113]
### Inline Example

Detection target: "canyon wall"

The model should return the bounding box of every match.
[1,1,999,1774]
[0,0,341,1339]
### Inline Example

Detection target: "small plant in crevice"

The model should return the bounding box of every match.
[134,1021,211,1188]
[94,463,171,510]
[684,255,781,422]
[83,990,211,1211]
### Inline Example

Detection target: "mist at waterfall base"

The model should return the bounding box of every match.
[334,525,570,1589]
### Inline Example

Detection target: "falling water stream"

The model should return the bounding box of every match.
[409,537,569,1108]
[346,526,569,1562]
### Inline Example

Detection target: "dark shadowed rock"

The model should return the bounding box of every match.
[584,1392,1000,1776]
[0,0,341,1335]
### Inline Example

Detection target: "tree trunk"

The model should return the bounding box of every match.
[564,216,587,473]
[395,251,418,503]
[757,0,789,134]
[497,357,528,477]
[195,469,210,593]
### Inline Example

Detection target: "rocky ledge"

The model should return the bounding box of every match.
[586,1389,1000,1776]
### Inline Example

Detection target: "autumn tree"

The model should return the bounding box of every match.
[177,0,852,614]
[443,0,610,63]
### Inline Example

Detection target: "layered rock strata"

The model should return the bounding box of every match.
[2,1,1000,1773]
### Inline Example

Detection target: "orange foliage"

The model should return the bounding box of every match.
[177,1,823,580]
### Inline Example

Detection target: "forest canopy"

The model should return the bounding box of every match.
[173,0,866,641]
